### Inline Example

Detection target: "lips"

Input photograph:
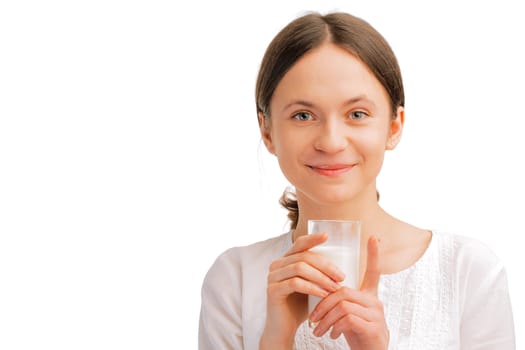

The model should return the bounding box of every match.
[307,164,355,177]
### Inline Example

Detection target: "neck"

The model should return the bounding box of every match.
[293,189,391,243]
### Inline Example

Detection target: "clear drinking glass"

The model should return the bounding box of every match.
[307,219,361,316]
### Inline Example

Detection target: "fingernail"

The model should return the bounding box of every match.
[313,326,322,337]
[308,318,319,328]
[336,271,346,282]
[330,281,341,291]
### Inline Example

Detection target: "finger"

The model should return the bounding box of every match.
[331,312,388,341]
[312,300,369,337]
[309,287,379,323]
[360,236,380,295]
[284,232,328,256]
[330,314,371,339]
[270,251,346,283]
[267,277,329,299]
[268,260,341,293]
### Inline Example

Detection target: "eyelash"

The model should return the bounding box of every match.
[349,111,369,120]
[291,111,369,121]
[292,112,314,121]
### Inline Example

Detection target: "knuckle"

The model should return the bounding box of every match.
[268,259,281,271]
[288,277,302,289]
[331,323,342,335]
[343,314,354,325]
[293,261,307,274]
[341,301,352,313]
[266,270,274,283]
[340,286,353,297]
[371,297,384,310]
[334,315,352,333]
[306,283,317,295]
[303,250,314,259]
[266,283,278,296]
[295,235,308,244]
[290,262,300,274]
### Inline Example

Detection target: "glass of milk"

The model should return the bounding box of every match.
[307,219,361,318]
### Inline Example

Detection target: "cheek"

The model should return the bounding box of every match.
[354,130,388,157]
[272,126,306,157]
[272,130,308,181]
[275,140,303,170]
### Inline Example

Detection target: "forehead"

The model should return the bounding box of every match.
[270,43,390,113]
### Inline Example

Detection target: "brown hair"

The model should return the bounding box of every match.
[255,12,404,229]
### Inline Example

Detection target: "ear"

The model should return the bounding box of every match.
[258,112,276,155]
[386,106,404,150]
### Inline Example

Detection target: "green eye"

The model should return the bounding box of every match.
[350,111,368,120]
[292,112,314,121]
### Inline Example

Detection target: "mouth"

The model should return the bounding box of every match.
[307,164,355,177]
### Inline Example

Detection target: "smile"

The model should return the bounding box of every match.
[307,164,355,177]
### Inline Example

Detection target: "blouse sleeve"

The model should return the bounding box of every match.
[199,248,243,350]
[457,239,515,349]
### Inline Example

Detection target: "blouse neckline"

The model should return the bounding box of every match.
[284,230,437,279]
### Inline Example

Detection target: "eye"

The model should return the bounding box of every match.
[292,111,314,121]
[349,111,369,120]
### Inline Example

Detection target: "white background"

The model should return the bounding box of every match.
[1,0,523,349]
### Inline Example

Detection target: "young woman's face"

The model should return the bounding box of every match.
[260,43,403,206]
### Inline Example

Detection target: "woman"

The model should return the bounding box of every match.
[199,11,515,349]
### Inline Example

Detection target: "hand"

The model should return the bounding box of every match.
[308,237,388,350]
[259,233,345,349]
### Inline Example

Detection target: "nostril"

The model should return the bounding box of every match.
[313,133,348,154]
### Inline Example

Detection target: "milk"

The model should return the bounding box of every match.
[308,245,359,315]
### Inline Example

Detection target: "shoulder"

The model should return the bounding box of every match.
[210,231,292,270]
[435,231,503,269]
[202,232,292,291]
[432,231,507,287]
[432,234,515,345]
[198,234,290,349]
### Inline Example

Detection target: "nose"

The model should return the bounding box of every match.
[313,118,348,154]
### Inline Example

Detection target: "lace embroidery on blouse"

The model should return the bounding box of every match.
[293,232,456,350]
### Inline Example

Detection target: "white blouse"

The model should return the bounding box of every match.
[199,231,515,349]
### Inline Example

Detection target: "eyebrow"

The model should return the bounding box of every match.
[281,95,375,112]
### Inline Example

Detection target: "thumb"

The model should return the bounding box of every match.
[360,236,380,295]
